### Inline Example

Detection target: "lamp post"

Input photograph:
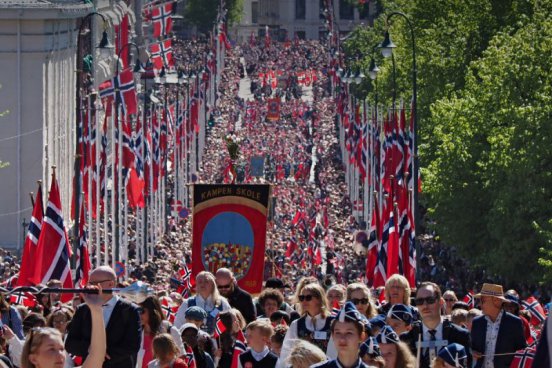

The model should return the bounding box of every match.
[73,12,113,267]
[379,11,420,281]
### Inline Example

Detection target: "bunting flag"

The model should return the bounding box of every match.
[152,2,174,38]
[31,169,74,302]
[17,182,44,286]
[74,201,91,287]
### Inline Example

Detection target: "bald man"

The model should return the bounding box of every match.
[65,266,142,368]
[215,268,256,323]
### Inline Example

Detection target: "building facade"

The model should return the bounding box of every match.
[231,0,378,43]
[0,0,132,250]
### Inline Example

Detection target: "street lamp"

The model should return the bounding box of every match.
[73,12,113,266]
[379,11,420,281]
[368,58,380,80]
[379,31,397,58]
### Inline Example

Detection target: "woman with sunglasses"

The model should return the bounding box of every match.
[346,283,377,320]
[20,287,106,368]
[278,283,335,367]
[137,296,184,368]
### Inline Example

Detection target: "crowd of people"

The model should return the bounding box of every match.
[0,31,551,368]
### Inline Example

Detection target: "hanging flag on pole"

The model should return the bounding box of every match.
[74,201,91,287]
[17,182,44,286]
[31,167,74,302]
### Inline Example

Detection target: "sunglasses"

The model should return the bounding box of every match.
[351,298,369,305]
[217,284,232,289]
[444,298,456,302]
[415,296,437,305]
[298,294,315,302]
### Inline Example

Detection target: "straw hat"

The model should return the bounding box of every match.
[473,283,508,302]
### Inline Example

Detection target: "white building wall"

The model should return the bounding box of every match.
[0,17,78,249]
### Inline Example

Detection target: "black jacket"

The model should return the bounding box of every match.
[400,319,471,368]
[226,285,256,323]
[471,312,526,368]
[65,298,142,368]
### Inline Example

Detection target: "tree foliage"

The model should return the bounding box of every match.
[184,0,243,33]
[346,0,552,281]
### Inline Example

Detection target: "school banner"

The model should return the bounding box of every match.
[192,184,271,293]
[267,98,281,122]
[250,156,265,177]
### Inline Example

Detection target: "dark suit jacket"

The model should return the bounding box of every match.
[226,285,256,323]
[65,298,142,368]
[471,311,526,368]
[400,319,471,368]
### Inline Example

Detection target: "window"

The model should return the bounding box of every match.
[296,31,306,40]
[251,1,259,24]
[319,0,326,19]
[339,0,354,20]
[296,0,306,20]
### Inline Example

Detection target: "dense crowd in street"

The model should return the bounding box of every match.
[0,35,551,368]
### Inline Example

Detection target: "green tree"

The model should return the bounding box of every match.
[344,0,552,281]
[184,0,243,33]
[426,3,552,280]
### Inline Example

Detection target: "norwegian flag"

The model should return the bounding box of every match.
[109,68,137,116]
[2,274,18,289]
[184,345,196,368]
[149,39,174,71]
[386,206,400,277]
[285,235,297,258]
[160,298,178,323]
[17,182,44,286]
[397,186,415,286]
[9,291,37,308]
[510,346,536,368]
[152,2,174,38]
[522,297,546,326]
[330,299,341,317]
[365,200,379,286]
[176,263,193,297]
[230,330,247,368]
[463,290,475,309]
[99,80,114,117]
[74,201,91,287]
[31,170,74,302]
[213,315,227,338]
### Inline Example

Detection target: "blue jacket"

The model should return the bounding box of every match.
[1,306,24,339]
[470,311,526,368]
